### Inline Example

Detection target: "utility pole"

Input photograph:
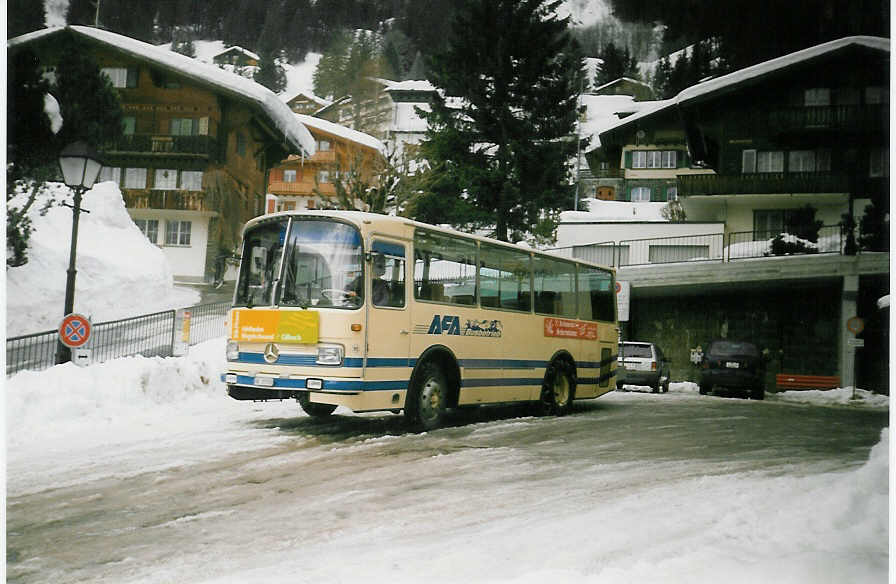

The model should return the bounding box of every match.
[94,0,101,27]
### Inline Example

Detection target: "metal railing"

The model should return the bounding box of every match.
[556,224,847,268]
[6,301,230,376]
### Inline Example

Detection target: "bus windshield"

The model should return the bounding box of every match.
[234,218,363,309]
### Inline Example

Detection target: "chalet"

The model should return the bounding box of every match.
[596,36,889,241]
[316,79,437,162]
[211,46,259,68]
[592,77,655,101]
[284,90,331,116]
[8,26,316,282]
[267,114,385,212]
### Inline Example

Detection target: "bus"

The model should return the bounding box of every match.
[222,210,619,430]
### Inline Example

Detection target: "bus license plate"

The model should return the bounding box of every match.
[725,361,740,369]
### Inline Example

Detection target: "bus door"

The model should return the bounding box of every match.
[365,239,412,390]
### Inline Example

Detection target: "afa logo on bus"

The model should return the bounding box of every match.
[426,315,503,337]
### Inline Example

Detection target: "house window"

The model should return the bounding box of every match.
[317,170,331,183]
[318,140,331,151]
[165,220,192,246]
[180,171,203,191]
[666,186,678,201]
[631,150,677,169]
[306,199,316,210]
[99,166,121,185]
[804,88,831,106]
[870,148,889,177]
[122,116,136,135]
[153,169,178,190]
[124,167,147,189]
[101,67,137,88]
[170,118,197,136]
[865,86,889,104]
[753,210,786,239]
[630,186,651,201]
[134,219,159,243]
[756,151,784,173]
[788,149,831,172]
[283,169,297,182]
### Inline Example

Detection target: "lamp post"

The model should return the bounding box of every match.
[55,141,103,364]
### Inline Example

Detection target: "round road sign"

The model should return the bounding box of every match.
[59,313,91,348]
[846,316,865,335]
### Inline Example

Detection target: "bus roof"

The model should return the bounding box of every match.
[243,210,614,272]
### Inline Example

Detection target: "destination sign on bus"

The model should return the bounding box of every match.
[543,317,598,340]
[230,308,320,344]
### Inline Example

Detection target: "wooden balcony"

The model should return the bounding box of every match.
[268,181,313,195]
[107,134,219,159]
[309,150,337,163]
[123,189,209,212]
[678,172,851,196]
[731,105,888,137]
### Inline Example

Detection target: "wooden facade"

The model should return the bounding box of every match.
[267,121,384,212]
[10,26,310,281]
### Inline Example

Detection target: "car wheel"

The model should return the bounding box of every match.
[662,378,670,393]
[297,392,337,417]
[699,384,711,395]
[405,360,447,431]
[538,360,576,416]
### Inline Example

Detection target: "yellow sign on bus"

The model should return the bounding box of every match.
[230,308,319,344]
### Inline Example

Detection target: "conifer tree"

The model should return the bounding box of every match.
[415,0,584,243]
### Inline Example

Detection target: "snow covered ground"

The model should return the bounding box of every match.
[5,182,200,336]
[5,340,890,583]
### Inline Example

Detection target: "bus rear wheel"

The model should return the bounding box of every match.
[538,360,576,417]
[406,361,447,431]
[298,392,337,417]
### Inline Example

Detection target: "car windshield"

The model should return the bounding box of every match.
[622,343,653,358]
[708,341,759,357]
[234,218,363,309]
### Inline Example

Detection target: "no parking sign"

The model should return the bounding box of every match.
[58,313,91,348]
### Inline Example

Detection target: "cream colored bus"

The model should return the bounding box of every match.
[222,211,619,430]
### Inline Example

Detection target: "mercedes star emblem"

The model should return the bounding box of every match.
[263,343,280,364]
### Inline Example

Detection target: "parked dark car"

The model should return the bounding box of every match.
[698,340,765,399]
[617,341,671,393]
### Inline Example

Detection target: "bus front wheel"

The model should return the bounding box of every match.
[406,361,447,431]
[539,360,576,417]
[298,392,337,417]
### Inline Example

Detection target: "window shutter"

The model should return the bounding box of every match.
[271,168,283,181]
[678,150,687,168]
[624,151,633,169]
[742,149,757,173]
[199,117,209,135]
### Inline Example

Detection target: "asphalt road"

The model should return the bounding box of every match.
[7,391,888,583]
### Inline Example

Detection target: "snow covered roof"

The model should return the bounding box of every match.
[295,114,386,155]
[559,199,669,223]
[383,80,437,93]
[580,95,670,151]
[212,45,260,61]
[678,36,889,106]
[8,26,317,156]
[592,77,652,93]
[599,36,889,139]
[284,90,331,107]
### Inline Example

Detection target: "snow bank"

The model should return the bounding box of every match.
[560,198,668,222]
[6,181,199,336]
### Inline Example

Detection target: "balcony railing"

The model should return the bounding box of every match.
[268,181,313,195]
[678,172,850,196]
[123,189,208,212]
[766,105,888,134]
[555,224,847,267]
[108,134,219,158]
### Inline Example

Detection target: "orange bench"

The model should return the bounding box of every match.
[775,374,841,390]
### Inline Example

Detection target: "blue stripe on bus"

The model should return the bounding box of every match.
[231,354,618,371]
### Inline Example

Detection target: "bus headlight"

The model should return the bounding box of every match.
[227,340,240,360]
[317,345,344,365]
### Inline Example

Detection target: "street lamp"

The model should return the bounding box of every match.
[55,141,103,364]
